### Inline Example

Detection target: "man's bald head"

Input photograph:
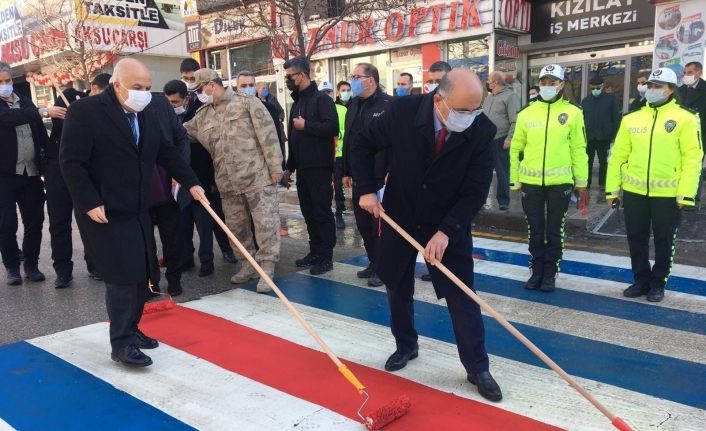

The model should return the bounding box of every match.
[112,58,152,112]
[435,68,483,113]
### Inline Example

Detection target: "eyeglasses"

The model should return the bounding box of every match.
[285,72,301,81]
[349,75,371,80]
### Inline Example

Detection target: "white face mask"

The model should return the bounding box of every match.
[645,88,669,105]
[637,83,648,95]
[0,83,13,98]
[439,99,481,133]
[174,105,186,115]
[426,83,439,93]
[119,84,152,112]
[197,91,213,105]
[682,75,697,86]
[539,85,559,101]
[340,91,351,102]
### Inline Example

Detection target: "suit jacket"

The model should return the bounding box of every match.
[46,88,87,160]
[678,79,706,135]
[351,93,496,298]
[0,92,48,175]
[60,85,199,285]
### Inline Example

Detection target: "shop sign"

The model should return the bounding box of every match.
[277,0,493,59]
[179,0,198,18]
[496,39,520,58]
[531,0,655,43]
[0,38,32,64]
[186,21,201,51]
[495,0,531,33]
[391,46,423,61]
[77,0,169,29]
[0,0,22,44]
[653,0,705,69]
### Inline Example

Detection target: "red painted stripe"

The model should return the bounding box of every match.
[142,306,563,431]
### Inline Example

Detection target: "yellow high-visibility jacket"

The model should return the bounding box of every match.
[606,99,703,206]
[335,103,347,158]
[510,98,588,189]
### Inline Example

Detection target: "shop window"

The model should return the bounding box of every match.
[588,60,626,112]
[207,49,225,77]
[229,40,275,79]
[495,35,523,97]
[333,52,389,93]
[447,37,490,81]
[629,54,652,106]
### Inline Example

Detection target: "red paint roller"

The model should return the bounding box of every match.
[143,281,176,315]
[199,200,410,429]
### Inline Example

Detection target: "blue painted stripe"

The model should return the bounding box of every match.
[473,247,706,297]
[342,255,706,335]
[0,341,196,431]
[246,273,706,409]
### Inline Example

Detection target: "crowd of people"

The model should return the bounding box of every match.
[0,56,703,394]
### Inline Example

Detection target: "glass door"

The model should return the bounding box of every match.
[528,63,583,104]
[587,60,626,113]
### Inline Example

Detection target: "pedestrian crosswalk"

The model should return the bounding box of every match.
[0,238,704,430]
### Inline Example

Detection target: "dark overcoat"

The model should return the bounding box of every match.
[351,93,495,298]
[60,85,199,285]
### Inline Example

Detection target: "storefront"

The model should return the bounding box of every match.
[521,0,657,111]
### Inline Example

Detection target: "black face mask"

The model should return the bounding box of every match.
[286,78,298,92]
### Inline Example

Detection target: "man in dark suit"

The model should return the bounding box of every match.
[60,58,206,367]
[678,61,706,209]
[352,69,502,402]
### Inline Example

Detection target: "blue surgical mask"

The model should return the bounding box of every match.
[340,91,351,102]
[539,86,559,101]
[591,89,602,97]
[350,79,363,97]
[261,87,269,98]
[241,86,256,97]
[0,83,14,98]
[645,88,668,105]
[395,87,410,97]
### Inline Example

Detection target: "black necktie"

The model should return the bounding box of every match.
[126,112,138,145]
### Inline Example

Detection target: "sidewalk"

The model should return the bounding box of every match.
[280,174,613,235]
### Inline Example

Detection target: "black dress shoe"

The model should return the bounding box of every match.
[54,274,73,289]
[222,250,237,264]
[368,272,383,287]
[384,349,418,371]
[88,270,103,281]
[623,283,649,298]
[134,331,159,349]
[24,266,46,282]
[111,345,153,367]
[295,253,319,268]
[6,267,21,286]
[168,281,183,297]
[420,273,432,282]
[198,261,214,277]
[310,260,333,275]
[467,371,503,402]
[357,264,374,279]
[525,270,543,290]
[647,285,665,302]
[539,276,556,292]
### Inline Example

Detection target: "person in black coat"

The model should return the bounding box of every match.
[44,87,95,289]
[282,56,339,275]
[678,61,706,208]
[581,76,620,189]
[0,62,48,286]
[351,69,502,402]
[341,63,393,287]
[60,59,206,368]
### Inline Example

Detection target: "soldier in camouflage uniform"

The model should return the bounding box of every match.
[184,69,283,293]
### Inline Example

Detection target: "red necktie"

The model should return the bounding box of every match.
[435,127,448,156]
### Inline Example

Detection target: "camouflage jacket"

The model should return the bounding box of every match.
[184,87,282,194]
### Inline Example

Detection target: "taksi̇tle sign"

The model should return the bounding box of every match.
[77,0,169,29]
[531,0,655,42]
[0,0,22,44]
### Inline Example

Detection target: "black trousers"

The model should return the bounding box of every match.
[386,256,489,374]
[105,281,150,349]
[352,187,379,267]
[623,191,681,288]
[0,174,45,269]
[492,136,510,207]
[179,190,232,265]
[150,203,183,287]
[333,157,345,215]
[521,183,572,277]
[586,140,610,187]
[45,160,96,277]
[297,167,336,261]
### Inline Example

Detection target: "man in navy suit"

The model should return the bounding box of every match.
[352,69,502,402]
